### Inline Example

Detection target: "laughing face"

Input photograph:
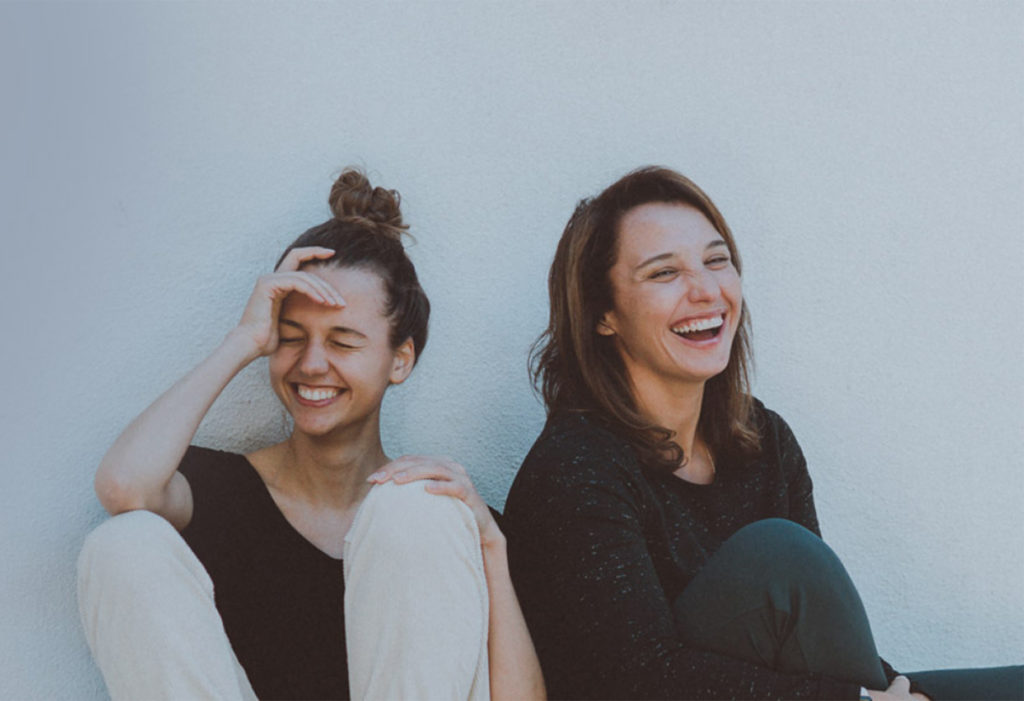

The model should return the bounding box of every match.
[268,265,414,439]
[599,202,742,391]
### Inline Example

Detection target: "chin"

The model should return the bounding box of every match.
[670,355,731,384]
[290,412,344,436]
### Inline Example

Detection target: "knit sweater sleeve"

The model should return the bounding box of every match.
[504,414,860,700]
[761,407,821,537]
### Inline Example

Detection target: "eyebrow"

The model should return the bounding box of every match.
[634,239,728,270]
[279,319,368,339]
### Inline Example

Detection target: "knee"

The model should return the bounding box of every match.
[725,519,844,587]
[365,481,476,538]
[348,481,479,562]
[729,519,831,559]
[78,510,179,583]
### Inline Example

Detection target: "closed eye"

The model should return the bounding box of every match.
[279,337,304,344]
[649,268,678,280]
[331,341,357,350]
[706,255,731,267]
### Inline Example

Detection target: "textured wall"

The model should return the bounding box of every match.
[1,2,1021,697]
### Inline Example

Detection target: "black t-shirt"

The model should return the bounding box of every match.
[502,400,894,700]
[178,446,349,700]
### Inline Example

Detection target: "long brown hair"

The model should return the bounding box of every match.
[531,166,759,470]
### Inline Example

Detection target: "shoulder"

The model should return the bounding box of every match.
[748,398,800,447]
[178,446,264,544]
[177,445,253,493]
[506,411,647,516]
[744,398,807,473]
[523,411,639,478]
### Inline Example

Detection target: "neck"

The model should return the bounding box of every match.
[273,418,388,508]
[628,369,706,459]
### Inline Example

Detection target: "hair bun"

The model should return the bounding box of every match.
[328,168,408,238]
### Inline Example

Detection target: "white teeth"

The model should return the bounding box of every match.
[296,385,340,401]
[672,315,725,335]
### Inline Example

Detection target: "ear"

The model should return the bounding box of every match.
[389,337,416,385]
[596,311,618,337]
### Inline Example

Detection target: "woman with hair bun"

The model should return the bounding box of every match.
[501,166,1021,701]
[78,168,544,701]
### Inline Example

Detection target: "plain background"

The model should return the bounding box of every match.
[1,2,1021,698]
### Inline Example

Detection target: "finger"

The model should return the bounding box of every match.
[277,271,345,307]
[267,274,334,306]
[441,459,468,476]
[276,246,336,273]
[889,676,910,694]
[252,273,329,306]
[423,479,468,501]
[292,271,346,307]
[422,481,494,537]
[393,463,459,484]
[272,273,345,308]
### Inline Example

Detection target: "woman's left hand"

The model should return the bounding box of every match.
[368,456,504,548]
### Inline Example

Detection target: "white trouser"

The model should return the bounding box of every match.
[77,481,490,700]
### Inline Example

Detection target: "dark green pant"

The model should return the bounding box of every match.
[672,519,1022,700]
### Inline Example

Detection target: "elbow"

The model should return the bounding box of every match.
[94,463,148,516]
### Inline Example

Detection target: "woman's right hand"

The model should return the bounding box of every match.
[95,247,345,524]
[232,246,346,358]
[368,456,505,549]
[867,676,931,701]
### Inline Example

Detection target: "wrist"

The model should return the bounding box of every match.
[221,328,264,364]
[480,526,507,553]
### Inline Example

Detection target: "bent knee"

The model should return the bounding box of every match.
[349,481,478,557]
[725,518,841,574]
[732,518,818,544]
[78,510,180,576]
[368,480,474,527]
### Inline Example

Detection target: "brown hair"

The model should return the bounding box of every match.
[531,166,759,470]
[277,168,430,362]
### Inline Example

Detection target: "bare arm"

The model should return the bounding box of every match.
[95,331,261,527]
[94,247,344,529]
[369,457,546,701]
[479,531,547,701]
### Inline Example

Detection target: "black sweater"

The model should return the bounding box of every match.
[503,402,894,700]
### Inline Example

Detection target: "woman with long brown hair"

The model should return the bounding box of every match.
[502,166,1021,701]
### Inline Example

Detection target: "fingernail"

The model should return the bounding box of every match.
[367,472,384,482]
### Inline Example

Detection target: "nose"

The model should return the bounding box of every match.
[298,341,330,376]
[686,268,717,303]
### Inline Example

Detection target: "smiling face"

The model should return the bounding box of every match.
[268,265,414,439]
[599,202,742,394]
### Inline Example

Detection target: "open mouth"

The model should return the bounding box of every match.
[671,314,725,342]
[293,383,345,405]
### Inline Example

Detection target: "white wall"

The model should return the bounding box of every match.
[1,2,1020,697]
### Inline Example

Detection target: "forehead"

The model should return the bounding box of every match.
[306,264,385,299]
[615,202,721,263]
[282,265,389,323]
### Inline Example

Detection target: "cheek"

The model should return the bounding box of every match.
[617,283,664,319]
[721,272,743,308]
[341,349,396,385]
[267,351,294,383]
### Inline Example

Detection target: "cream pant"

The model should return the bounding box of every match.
[77,481,490,701]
